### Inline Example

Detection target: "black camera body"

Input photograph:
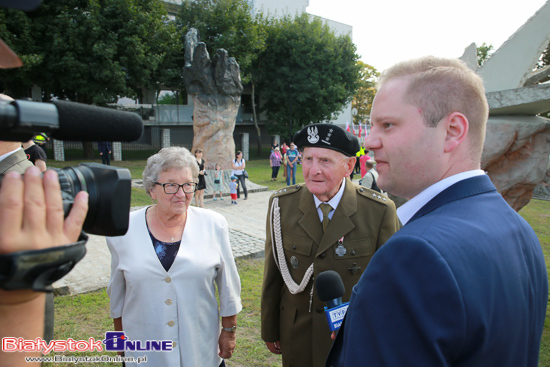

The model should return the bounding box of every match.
[0,163,132,291]
[55,163,132,236]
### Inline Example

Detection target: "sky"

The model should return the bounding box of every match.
[307,0,549,72]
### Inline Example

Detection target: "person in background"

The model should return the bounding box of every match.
[285,142,299,186]
[272,139,279,151]
[107,147,242,366]
[359,151,371,179]
[354,146,365,174]
[23,137,47,172]
[326,56,548,367]
[262,123,400,367]
[281,142,288,156]
[270,147,282,181]
[281,142,289,179]
[360,160,381,193]
[33,133,49,155]
[97,141,112,166]
[194,149,206,208]
[212,163,224,201]
[231,151,248,200]
[229,175,238,205]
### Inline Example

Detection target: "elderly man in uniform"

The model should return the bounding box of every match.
[261,123,400,367]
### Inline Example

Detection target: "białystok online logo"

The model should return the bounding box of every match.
[103,331,172,352]
[2,331,173,354]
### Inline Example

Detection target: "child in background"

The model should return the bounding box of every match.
[229,175,238,205]
[212,163,224,201]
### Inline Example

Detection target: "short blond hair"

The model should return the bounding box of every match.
[379,56,488,159]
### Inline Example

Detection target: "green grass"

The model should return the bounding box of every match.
[44,259,280,367]
[44,156,550,366]
[519,199,550,367]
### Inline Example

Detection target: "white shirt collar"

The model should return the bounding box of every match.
[313,178,346,221]
[397,170,486,225]
[0,147,22,162]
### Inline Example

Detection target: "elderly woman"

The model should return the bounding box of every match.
[107,147,242,367]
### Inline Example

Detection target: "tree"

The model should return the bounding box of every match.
[257,13,360,141]
[0,0,181,158]
[0,8,43,98]
[352,61,379,126]
[477,43,494,67]
[177,0,267,154]
[0,0,181,105]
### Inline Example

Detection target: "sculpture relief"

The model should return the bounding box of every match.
[459,1,550,211]
[183,28,243,170]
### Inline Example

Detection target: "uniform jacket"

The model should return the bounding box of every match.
[326,175,548,367]
[107,206,242,367]
[261,179,400,367]
[0,148,33,174]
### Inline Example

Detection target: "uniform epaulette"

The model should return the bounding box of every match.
[271,184,303,198]
[356,185,390,204]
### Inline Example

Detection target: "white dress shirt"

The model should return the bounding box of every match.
[313,177,347,222]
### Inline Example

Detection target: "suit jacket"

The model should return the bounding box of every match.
[326,175,548,367]
[0,148,33,174]
[97,141,112,154]
[261,179,400,367]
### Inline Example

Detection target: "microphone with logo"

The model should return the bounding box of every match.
[315,270,349,332]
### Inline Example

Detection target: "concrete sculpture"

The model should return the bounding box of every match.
[183,28,243,169]
[459,1,550,211]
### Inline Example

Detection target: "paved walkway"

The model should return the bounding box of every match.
[53,180,273,295]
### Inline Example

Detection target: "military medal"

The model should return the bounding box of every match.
[348,262,361,275]
[335,237,346,257]
[290,255,299,269]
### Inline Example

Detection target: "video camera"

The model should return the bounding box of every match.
[0,99,143,292]
[0,0,145,292]
[1,98,144,236]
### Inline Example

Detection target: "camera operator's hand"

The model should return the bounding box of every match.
[0,166,88,257]
[0,166,88,366]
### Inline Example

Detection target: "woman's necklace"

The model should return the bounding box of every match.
[154,207,186,242]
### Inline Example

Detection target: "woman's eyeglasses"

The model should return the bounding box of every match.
[155,182,197,194]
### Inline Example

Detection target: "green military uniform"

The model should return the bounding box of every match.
[261,179,400,367]
[0,148,33,174]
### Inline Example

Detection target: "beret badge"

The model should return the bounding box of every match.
[307,126,319,144]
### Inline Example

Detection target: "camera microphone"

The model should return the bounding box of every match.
[0,99,144,142]
[315,270,349,331]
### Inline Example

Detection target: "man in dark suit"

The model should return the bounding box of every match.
[326,56,548,366]
[97,141,112,165]
[262,123,400,367]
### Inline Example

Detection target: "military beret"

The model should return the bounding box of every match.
[293,123,360,157]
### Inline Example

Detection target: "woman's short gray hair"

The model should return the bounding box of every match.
[143,146,199,196]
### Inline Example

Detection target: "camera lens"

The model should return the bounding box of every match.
[52,163,131,236]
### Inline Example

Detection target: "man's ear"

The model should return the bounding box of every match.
[344,156,356,177]
[443,112,469,153]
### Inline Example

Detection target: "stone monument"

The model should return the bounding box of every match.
[183,28,243,170]
[459,1,550,211]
